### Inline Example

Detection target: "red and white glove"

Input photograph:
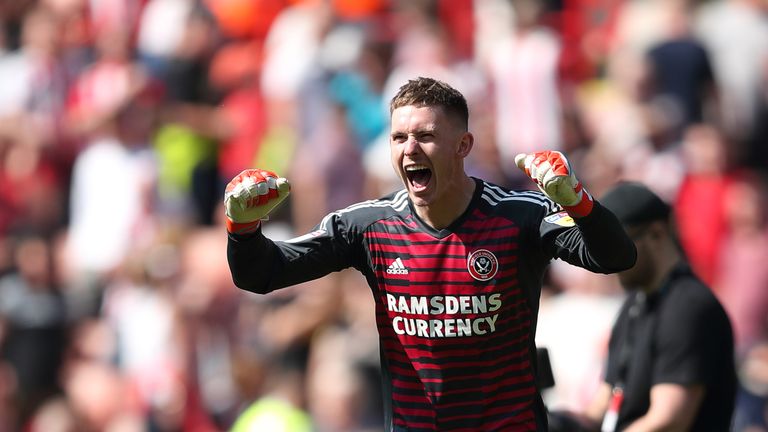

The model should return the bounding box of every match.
[515,150,593,218]
[224,169,291,234]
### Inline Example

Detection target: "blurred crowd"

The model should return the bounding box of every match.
[0,0,766,431]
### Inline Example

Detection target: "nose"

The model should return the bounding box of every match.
[403,135,420,157]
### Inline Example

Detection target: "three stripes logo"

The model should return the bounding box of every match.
[386,257,409,275]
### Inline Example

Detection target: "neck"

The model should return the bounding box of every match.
[415,175,476,229]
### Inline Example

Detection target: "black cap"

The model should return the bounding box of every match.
[600,181,671,226]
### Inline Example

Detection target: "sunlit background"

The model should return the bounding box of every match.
[0,0,766,430]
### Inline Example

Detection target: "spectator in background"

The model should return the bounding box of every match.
[0,128,64,234]
[65,64,158,318]
[643,0,718,147]
[158,39,269,225]
[230,363,312,432]
[674,124,732,288]
[0,6,70,234]
[714,169,768,432]
[0,233,68,429]
[610,0,718,202]
[151,6,221,226]
[571,1,711,201]
[135,0,199,81]
[695,0,768,161]
[551,181,736,431]
[304,325,383,432]
[173,223,246,428]
[101,242,189,431]
[482,0,564,187]
[715,171,768,357]
[0,5,69,149]
[733,341,768,432]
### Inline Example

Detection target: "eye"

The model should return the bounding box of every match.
[391,133,407,143]
[417,133,434,141]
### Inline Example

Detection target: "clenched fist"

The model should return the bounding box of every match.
[224,169,291,234]
[515,151,593,218]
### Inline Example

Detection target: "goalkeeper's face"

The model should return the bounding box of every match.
[389,105,472,208]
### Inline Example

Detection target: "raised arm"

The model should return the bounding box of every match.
[516,150,637,272]
[224,169,358,294]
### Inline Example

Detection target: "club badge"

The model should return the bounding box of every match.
[467,249,499,281]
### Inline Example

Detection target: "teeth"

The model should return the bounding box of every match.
[405,164,429,171]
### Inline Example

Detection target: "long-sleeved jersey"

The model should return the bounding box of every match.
[228,178,636,431]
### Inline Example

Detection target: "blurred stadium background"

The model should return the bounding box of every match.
[0,0,766,430]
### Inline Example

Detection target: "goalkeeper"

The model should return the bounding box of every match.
[225,77,636,431]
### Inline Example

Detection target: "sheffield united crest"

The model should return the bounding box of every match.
[467,249,498,281]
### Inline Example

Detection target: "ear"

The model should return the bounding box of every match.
[457,132,474,157]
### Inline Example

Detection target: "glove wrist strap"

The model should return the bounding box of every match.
[226,218,262,235]
[563,184,594,218]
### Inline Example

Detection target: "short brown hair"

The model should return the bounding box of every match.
[389,77,469,131]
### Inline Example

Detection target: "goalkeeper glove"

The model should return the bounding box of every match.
[224,169,291,234]
[515,150,594,218]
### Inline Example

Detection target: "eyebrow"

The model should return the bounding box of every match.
[391,124,437,134]
[390,129,438,141]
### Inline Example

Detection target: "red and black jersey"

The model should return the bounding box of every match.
[228,178,636,431]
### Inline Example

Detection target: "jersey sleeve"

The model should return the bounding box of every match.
[227,212,361,294]
[541,200,637,273]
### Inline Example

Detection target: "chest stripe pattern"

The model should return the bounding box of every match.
[362,184,545,431]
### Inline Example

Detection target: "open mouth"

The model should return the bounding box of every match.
[405,164,432,191]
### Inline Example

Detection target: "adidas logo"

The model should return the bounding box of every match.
[386,257,409,275]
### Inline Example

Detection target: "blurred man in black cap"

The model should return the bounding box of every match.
[549,181,737,432]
